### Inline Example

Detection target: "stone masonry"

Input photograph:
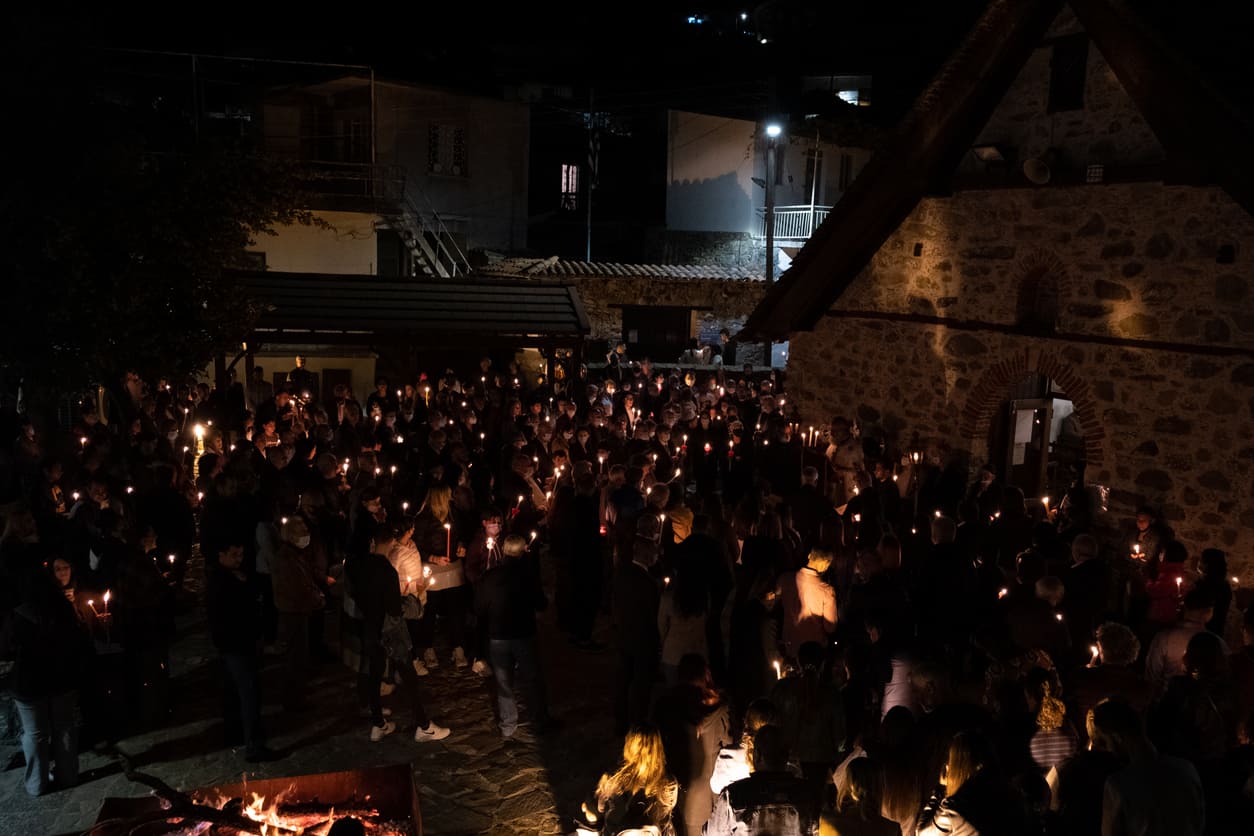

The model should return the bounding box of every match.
[786,180,1254,579]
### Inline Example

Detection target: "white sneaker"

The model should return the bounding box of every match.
[369,720,396,742]
[414,722,450,743]
[452,647,469,668]
[471,659,489,676]
[412,658,430,677]
[379,680,396,696]
[423,648,439,669]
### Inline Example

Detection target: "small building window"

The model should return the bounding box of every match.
[560,163,580,211]
[1016,265,1060,333]
[428,123,468,176]
[1047,34,1088,113]
[838,153,854,190]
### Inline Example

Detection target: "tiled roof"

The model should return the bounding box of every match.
[239,271,589,344]
[479,257,764,282]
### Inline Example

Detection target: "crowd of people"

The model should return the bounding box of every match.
[1,351,1252,836]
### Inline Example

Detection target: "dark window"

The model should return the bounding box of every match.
[241,251,267,270]
[1016,265,1060,333]
[838,153,854,190]
[428,123,468,176]
[1048,34,1088,113]
[622,305,691,362]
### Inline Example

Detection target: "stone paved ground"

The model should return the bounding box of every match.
[0,553,621,836]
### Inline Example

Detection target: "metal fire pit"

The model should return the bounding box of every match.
[92,763,422,835]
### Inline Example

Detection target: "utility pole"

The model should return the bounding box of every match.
[586,88,595,262]
[764,123,782,282]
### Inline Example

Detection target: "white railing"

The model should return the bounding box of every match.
[754,205,832,241]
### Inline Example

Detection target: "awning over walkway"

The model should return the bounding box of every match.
[238,271,590,347]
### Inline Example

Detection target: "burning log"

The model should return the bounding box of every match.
[92,753,422,836]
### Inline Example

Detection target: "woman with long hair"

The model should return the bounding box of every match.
[821,757,898,836]
[916,731,1024,836]
[582,724,679,836]
[412,484,469,670]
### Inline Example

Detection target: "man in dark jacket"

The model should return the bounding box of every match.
[206,538,277,762]
[475,534,553,737]
[612,529,662,735]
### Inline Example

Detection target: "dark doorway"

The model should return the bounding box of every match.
[621,305,691,362]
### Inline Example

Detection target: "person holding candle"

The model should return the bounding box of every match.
[1068,622,1152,745]
[0,567,92,795]
[350,522,450,743]
[475,533,556,737]
[1145,540,1193,628]
[412,485,469,670]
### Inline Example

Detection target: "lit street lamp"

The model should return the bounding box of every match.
[764,122,783,283]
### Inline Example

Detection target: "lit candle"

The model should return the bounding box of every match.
[1054,612,1064,622]
[168,554,176,565]
[663,576,671,587]
[1175,576,1183,593]
[1089,644,1100,666]
[1132,544,1142,558]
[102,590,111,615]
[402,501,410,512]
[529,530,538,543]
[395,434,404,444]
[72,491,80,502]
[773,660,783,680]
[516,494,525,508]
[998,587,1009,600]
[423,386,430,406]
[79,436,88,448]
[390,465,398,475]
[934,510,942,519]
[1041,496,1050,511]
[852,513,862,523]
[125,486,134,495]
[444,522,452,557]
[86,599,97,615]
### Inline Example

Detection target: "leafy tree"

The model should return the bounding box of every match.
[1,14,317,405]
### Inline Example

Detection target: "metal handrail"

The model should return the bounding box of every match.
[754,205,833,240]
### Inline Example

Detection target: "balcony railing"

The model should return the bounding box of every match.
[754,205,832,242]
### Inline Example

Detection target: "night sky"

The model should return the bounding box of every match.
[14,1,1251,127]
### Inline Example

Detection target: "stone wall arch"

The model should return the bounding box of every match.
[1014,249,1071,333]
[959,345,1105,466]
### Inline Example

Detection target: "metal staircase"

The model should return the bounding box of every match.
[387,191,471,279]
[296,160,471,279]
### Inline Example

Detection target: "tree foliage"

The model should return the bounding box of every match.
[1,16,317,397]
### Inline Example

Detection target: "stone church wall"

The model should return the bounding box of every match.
[786,181,1254,578]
